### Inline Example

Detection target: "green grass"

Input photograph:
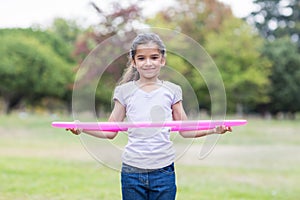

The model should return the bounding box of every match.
[1,113,300,199]
[0,156,120,200]
[176,164,300,200]
[219,118,300,145]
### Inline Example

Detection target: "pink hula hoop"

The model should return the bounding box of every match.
[52,120,247,131]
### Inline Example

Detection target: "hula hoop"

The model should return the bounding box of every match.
[52,120,247,131]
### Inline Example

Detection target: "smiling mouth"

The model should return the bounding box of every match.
[143,67,156,70]
[144,69,157,73]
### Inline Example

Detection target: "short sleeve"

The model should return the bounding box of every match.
[113,85,125,106]
[173,85,183,104]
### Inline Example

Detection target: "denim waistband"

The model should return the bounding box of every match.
[121,162,174,173]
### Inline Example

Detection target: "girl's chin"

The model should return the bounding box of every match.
[142,75,159,80]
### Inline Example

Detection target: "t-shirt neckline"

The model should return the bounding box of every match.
[133,80,164,94]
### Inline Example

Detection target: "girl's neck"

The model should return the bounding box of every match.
[136,78,161,85]
[135,78,163,93]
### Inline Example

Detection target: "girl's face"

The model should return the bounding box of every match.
[132,42,165,82]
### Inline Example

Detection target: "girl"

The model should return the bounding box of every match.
[67,32,231,200]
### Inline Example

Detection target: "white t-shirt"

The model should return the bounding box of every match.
[113,81,182,169]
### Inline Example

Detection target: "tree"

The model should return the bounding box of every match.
[247,0,300,47]
[146,0,234,113]
[72,1,145,115]
[247,0,300,116]
[205,17,271,113]
[262,37,300,118]
[148,0,232,44]
[147,0,272,114]
[48,18,83,46]
[0,29,74,114]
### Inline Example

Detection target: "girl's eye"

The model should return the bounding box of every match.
[151,56,159,60]
[136,54,160,61]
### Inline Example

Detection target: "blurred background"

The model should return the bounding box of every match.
[1,0,299,117]
[0,0,299,199]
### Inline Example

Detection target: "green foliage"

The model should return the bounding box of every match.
[0,28,74,63]
[148,0,232,44]
[263,37,300,114]
[0,29,74,113]
[147,0,234,112]
[146,0,300,115]
[204,17,271,112]
[248,0,300,47]
[69,1,145,115]
[48,18,83,46]
[1,0,299,115]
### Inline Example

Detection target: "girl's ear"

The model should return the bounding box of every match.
[161,57,166,67]
[131,59,136,67]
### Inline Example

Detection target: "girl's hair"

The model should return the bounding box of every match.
[118,33,166,84]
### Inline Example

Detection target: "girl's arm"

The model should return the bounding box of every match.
[67,100,126,139]
[172,101,232,138]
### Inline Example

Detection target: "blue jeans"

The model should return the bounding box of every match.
[121,163,177,200]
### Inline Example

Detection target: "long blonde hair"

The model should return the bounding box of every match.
[118,33,166,85]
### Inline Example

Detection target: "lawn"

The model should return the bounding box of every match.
[0,113,299,199]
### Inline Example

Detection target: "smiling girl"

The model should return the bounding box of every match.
[67,32,231,200]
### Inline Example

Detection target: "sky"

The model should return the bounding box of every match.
[0,0,256,29]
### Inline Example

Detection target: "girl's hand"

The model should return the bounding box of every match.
[214,125,232,134]
[66,128,82,135]
[65,120,82,135]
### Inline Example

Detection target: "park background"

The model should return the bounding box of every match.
[1,0,300,199]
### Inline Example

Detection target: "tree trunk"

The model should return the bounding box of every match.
[236,103,243,117]
[3,95,23,115]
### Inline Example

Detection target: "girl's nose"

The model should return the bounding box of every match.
[146,58,151,65]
